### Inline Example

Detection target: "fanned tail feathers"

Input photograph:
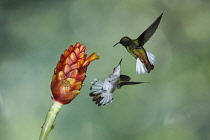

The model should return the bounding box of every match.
[136,58,147,74]
[89,78,113,106]
[147,52,155,65]
[136,52,155,75]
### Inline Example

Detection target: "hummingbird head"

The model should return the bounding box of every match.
[112,58,122,75]
[113,36,132,47]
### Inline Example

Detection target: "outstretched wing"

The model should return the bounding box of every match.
[137,13,163,46]
[117,81,147,89]
[118,74,149,88]
[120,75,131,81]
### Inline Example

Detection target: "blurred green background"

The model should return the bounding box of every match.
[1,0,210,140]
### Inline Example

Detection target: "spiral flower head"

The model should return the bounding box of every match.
[51,42,99,105]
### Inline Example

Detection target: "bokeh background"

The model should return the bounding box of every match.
[1,0,210,140]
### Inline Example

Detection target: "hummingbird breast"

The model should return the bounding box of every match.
[103,76,120,93]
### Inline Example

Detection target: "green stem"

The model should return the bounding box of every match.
[39,101,63,140]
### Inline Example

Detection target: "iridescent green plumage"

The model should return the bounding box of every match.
[114,13,163,74]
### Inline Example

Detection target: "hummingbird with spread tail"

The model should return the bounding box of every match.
[89,59,147,106]
[113,13,163,75]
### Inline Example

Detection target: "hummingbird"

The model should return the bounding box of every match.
[89,58,147,106]
[113,13,163,75]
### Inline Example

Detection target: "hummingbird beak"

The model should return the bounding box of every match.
[113,42,120,47]
[118,58,123,66]
[113,58,122,74]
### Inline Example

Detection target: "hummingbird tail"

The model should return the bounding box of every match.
[136,58,148,74]
[89,91,113,106]
[100,92,113,106]
[89,78,113,106]
[146,52,156,65]
[91,78,104,87]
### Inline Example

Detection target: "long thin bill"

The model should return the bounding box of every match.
[118,58,123,65]
[113,42,120,47]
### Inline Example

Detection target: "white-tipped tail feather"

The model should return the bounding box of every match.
[136,52,156,75]
[136,58,148,74]
[146,52,155,65]
[91,78,104,86]
[90,78,103,95]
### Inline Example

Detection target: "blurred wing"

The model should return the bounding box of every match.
[138,13,163,46]
[120,75,131,81]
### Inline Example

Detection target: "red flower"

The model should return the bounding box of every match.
[51,42,99,104]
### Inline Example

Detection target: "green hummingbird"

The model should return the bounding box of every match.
[113,13,163,75]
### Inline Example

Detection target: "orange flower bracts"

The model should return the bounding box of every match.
[51,42,99,105]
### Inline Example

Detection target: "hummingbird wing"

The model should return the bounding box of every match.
[120,75,131,81]
[117,81,147,89]
[137,13,163,47]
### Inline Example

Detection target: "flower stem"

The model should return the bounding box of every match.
[39,101,63,140]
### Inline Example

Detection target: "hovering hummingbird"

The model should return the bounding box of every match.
[89,59,146,106]
[113,13,163,75]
